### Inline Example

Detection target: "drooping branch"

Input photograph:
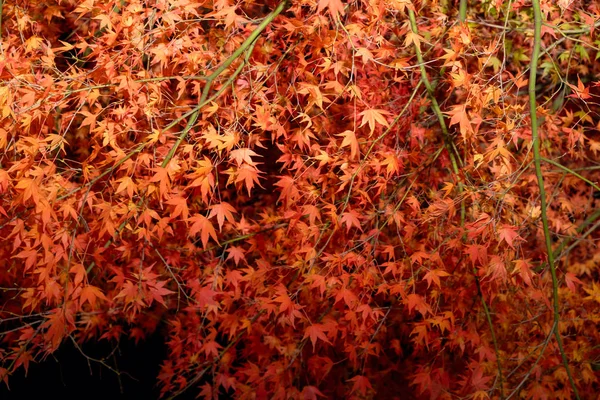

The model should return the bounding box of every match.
[161,0,290,167]
[528,0,580,398]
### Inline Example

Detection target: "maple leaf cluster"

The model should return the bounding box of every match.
[1,0,600,399]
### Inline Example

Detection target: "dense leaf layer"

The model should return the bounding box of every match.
[1,0,599,398]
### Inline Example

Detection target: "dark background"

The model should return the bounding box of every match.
[1,332,167,399]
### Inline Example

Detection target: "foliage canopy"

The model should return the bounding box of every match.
[1,0,600,398]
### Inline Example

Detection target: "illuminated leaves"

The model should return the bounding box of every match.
[389,0,413,13]
[513,259,534,286]
[485,255,507,283]
[150,166,171,196]
[202,128,238,152]
[2,0,600,399]
[42,310,68,351]
[190,284,217,309]
[208,5,248,29]
[226,246,246,266]
[15,178,41,205]
[115,176,137,197]
[166,196,189,220]
[565,272,583,292]
[404,31,425,49]
[583,281,600,304]
[78,110,98,131]
[24,36,44,54]
[406,294,431,316]
[297,83,326,111]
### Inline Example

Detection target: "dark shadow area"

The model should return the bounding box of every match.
[1,332,166,399]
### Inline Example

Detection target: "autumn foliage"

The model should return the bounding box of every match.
[2,0,600,398]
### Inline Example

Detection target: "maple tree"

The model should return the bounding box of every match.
[1,0,600,398]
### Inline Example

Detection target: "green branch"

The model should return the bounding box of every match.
[541,157,600,192]
[0,0,3,42]
[408,7,505,397]
[459,0,467,22]
[407,6,466,231]
[161,0,289,167]
[474,274,504,397]
[553,209,600,264]
[80,1,289,275]
[529,0,580,398]
[407,9,463,174]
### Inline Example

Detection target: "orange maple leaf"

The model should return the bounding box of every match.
[567,77,592,100]
[405,293,431,316]
[513,259,534,286]
[275,286,294,313]
[230,148,261,167]
[166,196,189,220]
[358,108,390,136]
[317,0,345,20]
[423,269,450,289]
[79,110,98,131]
[202,340,223,358]
[404,31,425,49]
[340,210,362,232]
[147,280,174,307]
[188,214,218,249]
[226,246,246,266]
[564,272,583,292]
[446,104,472,140]
[304,324,331,351]
[348,375,372,396]
[486,255,507,282]
[115,176,137,198]
[43,310,67,351]
[336,130,359,159]
[465,244,488,266]
[497,224,522,249]
[80,285,108,308]
[208,202,237,231]
[235,164,263,195]
[150,166,171,195]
